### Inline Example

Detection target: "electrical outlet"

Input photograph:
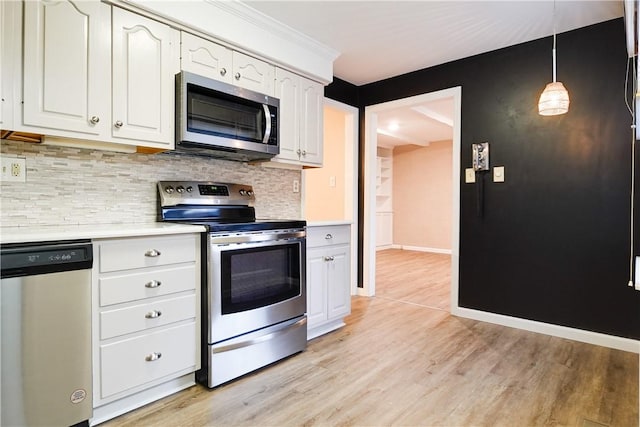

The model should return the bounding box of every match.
[1,157,26,183]
[293,179,300,193]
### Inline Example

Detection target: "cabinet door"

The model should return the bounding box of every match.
[180,32,232,84]
[274,68,300,162]
[23,0,110,135]
[299,78,324,165]
[231,51,274,96]
[326,245,350,320]
[376,212,393,248]
[112,7,179,147]
[306,247,328,328]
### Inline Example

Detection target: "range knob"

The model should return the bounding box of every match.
[176,186,185,193]
[247,190,254,196]
[239,189,247,196]
[165,186,174,194]
[186,186,193,193]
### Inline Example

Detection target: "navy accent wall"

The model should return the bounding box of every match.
[325,76,359,106]
[328,18,640,339]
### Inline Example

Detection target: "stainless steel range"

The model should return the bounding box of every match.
[158,181,306,387]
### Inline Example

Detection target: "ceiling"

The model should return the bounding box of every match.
[244,1,624,148]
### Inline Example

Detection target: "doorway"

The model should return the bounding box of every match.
[363,87,461,312]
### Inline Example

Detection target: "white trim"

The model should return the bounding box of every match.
[452,306,640,354]
[364,86,462,300]
[393,245,452,255]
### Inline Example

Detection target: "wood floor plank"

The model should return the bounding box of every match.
[102,250,638,427]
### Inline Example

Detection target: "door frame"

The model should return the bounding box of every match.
[362,86,462,311]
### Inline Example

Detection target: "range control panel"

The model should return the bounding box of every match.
[158,181,255,207]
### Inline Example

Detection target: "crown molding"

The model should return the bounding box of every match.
[117,0,339,84]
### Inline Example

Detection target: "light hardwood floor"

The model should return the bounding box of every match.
[103,249,638,427]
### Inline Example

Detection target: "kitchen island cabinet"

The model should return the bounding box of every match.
[91,233,201,425]
[306,224,351,339]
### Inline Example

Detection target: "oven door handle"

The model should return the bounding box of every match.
[211,317,307,354]
[210,230,305,245]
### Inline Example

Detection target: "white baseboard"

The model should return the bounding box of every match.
[452,306,640,354]
[392,244,452,255]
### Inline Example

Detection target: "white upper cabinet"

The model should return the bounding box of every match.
[180,32,274,96]
[17,2,179,150]
[180,31,232,84]
[22,0,110,135]
[112,8,179,146]
[299,78,323,165]
[274,67,323,166]
[274,68,300,162]
[231,51,274,96]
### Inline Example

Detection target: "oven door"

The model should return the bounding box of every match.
[207,230,306,344]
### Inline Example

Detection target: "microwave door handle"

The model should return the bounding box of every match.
[262,104,272,144]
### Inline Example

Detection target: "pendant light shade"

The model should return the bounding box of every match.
[538,1,569,116]
[538,81,570,115]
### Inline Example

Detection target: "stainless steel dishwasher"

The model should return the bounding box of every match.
[1,240,93,427]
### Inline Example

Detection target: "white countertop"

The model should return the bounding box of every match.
[0,223,207,244]
[306,220,353,227]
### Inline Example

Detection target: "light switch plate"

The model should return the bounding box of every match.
[465,168,475,183]
[493,166,505,183]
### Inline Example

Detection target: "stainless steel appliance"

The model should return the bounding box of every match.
[175,71,279,161]
[1,240,93,427]
[158,181,306,387]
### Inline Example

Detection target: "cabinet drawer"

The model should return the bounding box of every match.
[99,265,196,306]
[100,322,197,399]
[100,294,196,340]
[307,225,351,247]
[99,235,197,273]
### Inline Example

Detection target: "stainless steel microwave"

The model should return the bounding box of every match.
[175,71,279,161]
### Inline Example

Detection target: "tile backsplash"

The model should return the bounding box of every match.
[0,140,301,227]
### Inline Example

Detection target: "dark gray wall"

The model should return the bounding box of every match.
[326,18,640,339]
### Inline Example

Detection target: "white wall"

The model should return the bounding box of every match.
[393,140,452,251]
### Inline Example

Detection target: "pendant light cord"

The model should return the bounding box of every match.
[552,0,557,82]
[625,55,637,287]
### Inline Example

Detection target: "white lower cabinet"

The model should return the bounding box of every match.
[91,233,200,424]
[306,224,351,339]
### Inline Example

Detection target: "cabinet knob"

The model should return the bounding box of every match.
[114,120,123,128]
[145,280,162,288]
[89,116,100,124]
[145,352,162,362]
[145,310,162,319]
[296,149,301,155]
[324,256,335,262]
[325,234,333,240]
[220,68,227,77]
[302,150,307,156]
[144,249,161,257]
[234,72,241,80]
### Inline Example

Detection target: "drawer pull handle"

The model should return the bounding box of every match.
[145,310,162,319]
[145,249,161,257]
[325,234,333,240]
[145,352,162,362]
[145,280,162,288]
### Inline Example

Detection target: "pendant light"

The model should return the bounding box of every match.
[538,0,570,116]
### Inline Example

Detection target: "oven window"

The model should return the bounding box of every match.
[220,242,301,315]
